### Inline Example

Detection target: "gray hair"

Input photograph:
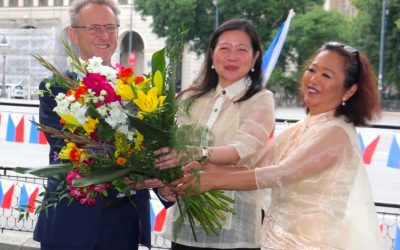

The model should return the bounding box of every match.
[69,0,120,26]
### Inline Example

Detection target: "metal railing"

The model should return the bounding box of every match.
[0,167,171,249]
[1,166,399,249]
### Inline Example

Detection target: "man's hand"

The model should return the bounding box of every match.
[158,185,177,202]
[123,178,164,190]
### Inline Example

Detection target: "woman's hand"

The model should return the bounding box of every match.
[154,147,181,169]
[154,146,202,169]
[123,177,164,190]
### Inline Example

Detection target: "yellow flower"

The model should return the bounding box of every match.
[82,116,99,135]
[59,142,87,163]
[116,79,135,101]
[153,70,164,96]
[59,114,80,127]
[134,132,144,151]
[133,87,162,113]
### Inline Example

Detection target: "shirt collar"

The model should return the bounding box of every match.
[215,77,250,101]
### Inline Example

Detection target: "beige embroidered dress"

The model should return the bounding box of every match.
[163,78,275,248]
[255,111,384,250]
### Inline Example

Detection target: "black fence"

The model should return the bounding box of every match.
[0,167,171,249]
[1,166,399,249]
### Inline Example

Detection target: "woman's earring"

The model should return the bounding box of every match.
[251,68,255,72]
[211,65,215,69]
[341,98,346,106]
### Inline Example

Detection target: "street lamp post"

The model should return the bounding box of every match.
[0,36,10,98]
[214,0,219,28]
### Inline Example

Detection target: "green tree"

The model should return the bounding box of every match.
[267,7,351,100]
[351,0,400,98]
[134,0,323,55]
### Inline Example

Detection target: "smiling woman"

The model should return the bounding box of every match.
[154,19,275,250]
[176,41,384,250]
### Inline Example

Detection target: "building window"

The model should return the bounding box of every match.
[118,0,128,5]
[24,0,33,6]
[39,0,48,6]
[9,0,18,7]
[53,0,63,6]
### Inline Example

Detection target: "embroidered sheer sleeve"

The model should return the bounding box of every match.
[231,90,275,165]
[255,124,354,189]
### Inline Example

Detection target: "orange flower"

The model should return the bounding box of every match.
[134,76,145,85]
[69,147,87,163]
[66,89,74,96]
[74,86,87,100]
[116,156,126,166]
[118,67,134,84]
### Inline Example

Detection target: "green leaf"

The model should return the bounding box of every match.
[97,122,114,141]
[72,166,133,187]
[13,163,71,177]
[151,48,166,94]
[127,114,170,142]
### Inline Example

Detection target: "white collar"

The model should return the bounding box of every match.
[215,77,250,101]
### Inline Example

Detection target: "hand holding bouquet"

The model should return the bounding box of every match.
[14,39,234,239]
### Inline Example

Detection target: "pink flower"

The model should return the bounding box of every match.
[66,169,81,185]
[82,73,121,104]
[89,183,110,193]
[69,186,83,199]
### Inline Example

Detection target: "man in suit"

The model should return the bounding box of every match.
[34,0,173,249]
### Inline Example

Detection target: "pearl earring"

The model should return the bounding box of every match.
[211,65,215,69]
[342,99,346,106]
[251,68,255,72]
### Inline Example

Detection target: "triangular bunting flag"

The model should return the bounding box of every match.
[6,113,24,143]
[18,183,39,213]
[387,134,400,169]
[395,224,400,250]
[150,199,166,233]
[358,130,380,164]
[0,179,15,209]
[29,115,39,144]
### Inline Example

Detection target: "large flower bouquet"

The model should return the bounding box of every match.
[14,40,234,239]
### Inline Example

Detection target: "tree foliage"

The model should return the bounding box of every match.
[351,0,400,97]
[268,7,351,98]
[134,0,323,54]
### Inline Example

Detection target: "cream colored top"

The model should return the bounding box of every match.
[255,111,384,250]
[163,78,275,248]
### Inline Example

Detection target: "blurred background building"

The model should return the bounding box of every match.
[0,0,203,99]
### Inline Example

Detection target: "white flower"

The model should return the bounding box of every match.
[70,102,88,124]
[87,57,103,72]
[53,99,69,114]
[99,65,118,83]
[117,125,134,141]
[96,105,108,117]
[105,102,127,129]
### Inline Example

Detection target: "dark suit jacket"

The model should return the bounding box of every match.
[34,72,173,248]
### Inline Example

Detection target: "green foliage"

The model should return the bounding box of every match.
[351,0,400,96]
[268,7,351,97]
[134,0,323,55]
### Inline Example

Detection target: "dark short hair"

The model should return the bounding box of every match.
[180,19,263,103]
[302,41,380,126]
[70,0,120,26]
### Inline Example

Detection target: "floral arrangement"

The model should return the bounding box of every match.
[14,40,234,239]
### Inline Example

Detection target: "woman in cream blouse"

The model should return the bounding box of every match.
[176,42,384,250]
[155,19,275,249]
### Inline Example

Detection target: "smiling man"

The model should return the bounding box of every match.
[34,1,173,249]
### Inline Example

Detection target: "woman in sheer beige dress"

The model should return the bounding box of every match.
[154,19,275,250]
[176,42,384,250]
